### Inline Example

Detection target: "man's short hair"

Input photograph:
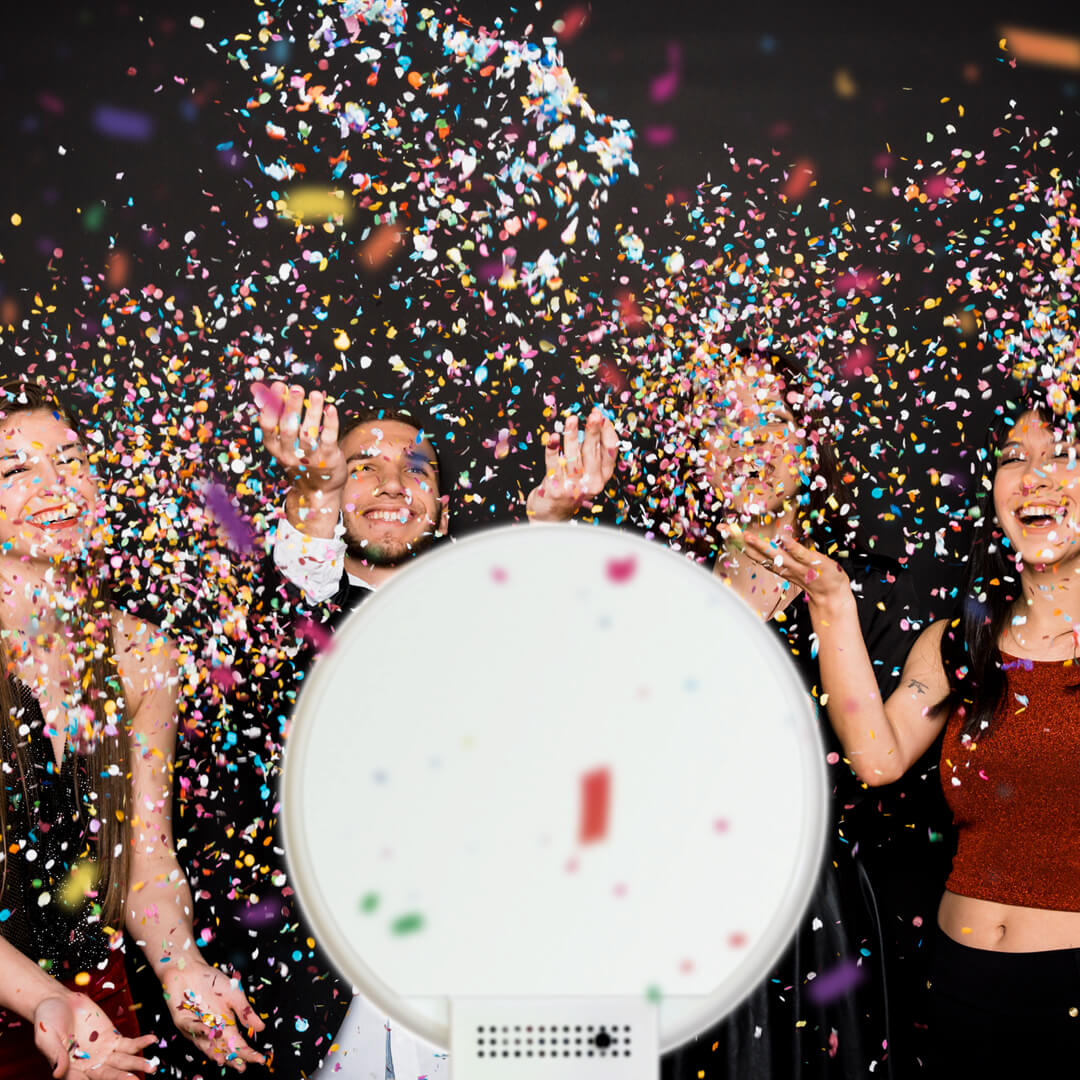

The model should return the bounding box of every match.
[337,406,441,479]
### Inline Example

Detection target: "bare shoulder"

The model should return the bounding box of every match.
[910,618,948,664]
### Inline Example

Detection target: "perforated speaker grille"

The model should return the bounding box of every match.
[475,1023,634,1059]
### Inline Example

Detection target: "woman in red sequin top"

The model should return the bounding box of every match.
[743,391,1080,1073]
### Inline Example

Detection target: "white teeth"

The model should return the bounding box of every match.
[367,509,408,523]
[29,505,80,527]
[1017,506,1066,524]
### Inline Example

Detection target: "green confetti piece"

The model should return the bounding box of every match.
[391,912,425,936]
[359,892,380,914]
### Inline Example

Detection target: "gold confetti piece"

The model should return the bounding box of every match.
[58,862,99,911]
[833,68,857,99]
[283,185,353,223]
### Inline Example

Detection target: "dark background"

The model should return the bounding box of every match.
[1,2,1077,1074]
[1,0,1077,606]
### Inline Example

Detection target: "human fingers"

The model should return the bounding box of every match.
[299,390,326,450]
[222,982,266,1035]
[182,1025,231,1066]
[600,417,618,477]
[31,1002,72,1078]
[772,532,821,566]
[43,1034,70,1079]
[542,432,562,481]
[222,1032,266,1069]
[66,1061,143,1080]
[320,402,339,449]
[256,382,288,449]
[580,409,603,487]
[115,1035,158,1056]
[562,414,582,475]
[742,532,797,575]
[278,385,305,442]
[197,1029,258,1072]
[101,1048,157,1074]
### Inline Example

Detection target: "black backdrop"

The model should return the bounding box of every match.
[0,4,1078,1073]
[2,0,1077,600]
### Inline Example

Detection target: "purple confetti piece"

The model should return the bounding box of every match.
[91,104,155,141]
[239,897,282,929]
[204,482,256,554]
[644,125,677,147]
[806,958,866,1005]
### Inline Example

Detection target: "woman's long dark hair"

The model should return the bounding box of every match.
[938,390,1080,740]
[0,379,131,926]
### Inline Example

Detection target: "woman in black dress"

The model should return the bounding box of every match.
[0,380,264,1078]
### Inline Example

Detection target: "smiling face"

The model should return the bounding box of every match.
[339,419,445,566]
[695,365,808,525]
[992,409,1080,569]
[0,408,99,563]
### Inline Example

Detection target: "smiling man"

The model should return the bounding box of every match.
[255,381,450,604]
[245,379,616,1077]
[255,379,617,604]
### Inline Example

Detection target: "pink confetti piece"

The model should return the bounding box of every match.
[605,555,637,583]
[295,617,333,655]
[250,380,284,419]
[649,43,682,103]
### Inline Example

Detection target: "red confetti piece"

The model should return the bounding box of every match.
[579,766,611,844]
[782,158,815,199]
[554,5,588,43]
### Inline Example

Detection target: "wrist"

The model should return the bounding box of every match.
[526,487,575,524]
[285,485,343,537]
[25,980,77,1024]
[288,479,342,506]
[807,583,857,624]
[34,987,78,1012]
[157,952,204,991]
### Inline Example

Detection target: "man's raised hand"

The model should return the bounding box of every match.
[252,381,347,496]
[526,407,618,523]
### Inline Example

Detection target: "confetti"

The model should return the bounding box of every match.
[579,766,611,844]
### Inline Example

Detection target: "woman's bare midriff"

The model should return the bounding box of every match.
[938,890,1080,952]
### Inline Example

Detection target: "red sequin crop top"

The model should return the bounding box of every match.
[941,655,1080,912]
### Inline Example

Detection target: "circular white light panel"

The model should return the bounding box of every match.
[282,524,826,1051]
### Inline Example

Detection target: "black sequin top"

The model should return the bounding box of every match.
[0,679,110,976]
